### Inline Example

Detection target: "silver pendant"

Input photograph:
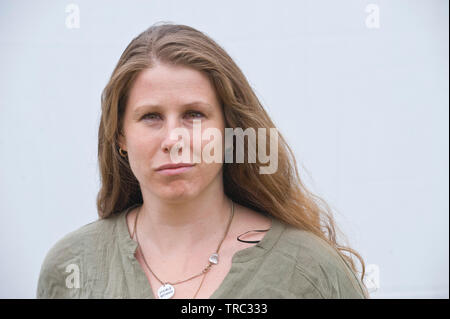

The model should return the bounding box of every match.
[157,283,175,299]
[209,253,219,265]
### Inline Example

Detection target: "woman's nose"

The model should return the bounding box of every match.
[160,118,189,154]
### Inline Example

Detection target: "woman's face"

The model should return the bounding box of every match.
[119,62,225,202]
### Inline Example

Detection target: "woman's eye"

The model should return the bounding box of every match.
[186,111,204,119]
[142,113,159,120]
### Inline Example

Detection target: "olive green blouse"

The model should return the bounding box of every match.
[36,203,368,299]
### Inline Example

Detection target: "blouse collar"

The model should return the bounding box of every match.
[116,202,286,263]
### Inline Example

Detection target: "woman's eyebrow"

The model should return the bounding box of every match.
[133,101,212,119]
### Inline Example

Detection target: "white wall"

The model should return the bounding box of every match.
[0,0,448,298]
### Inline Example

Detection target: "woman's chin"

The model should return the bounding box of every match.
[157,187,196,202]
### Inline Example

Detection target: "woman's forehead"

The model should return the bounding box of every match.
[127,65,220,113]
[131,64,214,94]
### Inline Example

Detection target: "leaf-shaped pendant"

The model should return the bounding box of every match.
[209,253,219,265]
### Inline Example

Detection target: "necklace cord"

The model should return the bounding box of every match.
[237,228,271,244]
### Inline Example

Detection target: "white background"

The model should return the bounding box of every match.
[0,0,448,298]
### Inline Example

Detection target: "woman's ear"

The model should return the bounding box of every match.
[117,131,127,151]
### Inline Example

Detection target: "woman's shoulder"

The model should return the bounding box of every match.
[271,220,368,298]
[36,212,124,298]
[43,213,121,259]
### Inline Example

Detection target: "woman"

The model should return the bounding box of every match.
[37,22,369,299]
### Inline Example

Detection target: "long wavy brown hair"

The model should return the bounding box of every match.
[97,21,369,298]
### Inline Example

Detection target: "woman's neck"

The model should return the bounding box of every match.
[133,194,233,257]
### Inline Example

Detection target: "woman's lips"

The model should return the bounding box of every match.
[156,165,194,176]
